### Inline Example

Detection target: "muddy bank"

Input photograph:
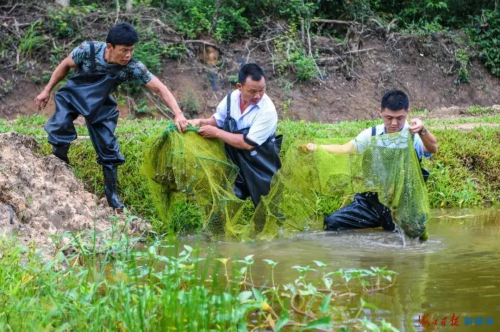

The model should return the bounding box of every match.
[0,132,148,257]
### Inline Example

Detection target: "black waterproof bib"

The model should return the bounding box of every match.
[55,42,123,123]
[45,42,126,165]
[222,93,282,206]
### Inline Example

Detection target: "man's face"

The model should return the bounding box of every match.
[237,76,266,106]
[379,108,408,133]
[108,44,135,65]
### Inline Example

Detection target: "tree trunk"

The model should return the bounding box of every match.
[115,0,120,24]
[55,0,70,7]
[209,0,221,34]
[126,0,133,12]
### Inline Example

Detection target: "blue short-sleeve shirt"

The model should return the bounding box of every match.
[212,90,278,146]
[71,41,154,85]
[351,121,432,160]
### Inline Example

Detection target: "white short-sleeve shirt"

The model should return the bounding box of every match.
[212,90,277,146]
[351,121,432,159]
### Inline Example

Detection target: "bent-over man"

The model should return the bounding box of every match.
[35,23,187,211]
[188,64,282,206]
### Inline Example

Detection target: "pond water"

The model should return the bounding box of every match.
[179,208,500,331]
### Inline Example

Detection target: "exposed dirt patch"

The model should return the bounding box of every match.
[0,132,148,257]
[0,6,500,122]
[142,33,500,122]
[0,78,130,120]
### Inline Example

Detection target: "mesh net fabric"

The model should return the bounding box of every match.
[142,124,251,238]
[142,124,429,240]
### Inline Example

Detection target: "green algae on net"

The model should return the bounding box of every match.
[142,124,429,240]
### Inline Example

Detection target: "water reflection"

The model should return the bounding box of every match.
[179,209,499,331]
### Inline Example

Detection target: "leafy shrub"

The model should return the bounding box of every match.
[293,54,317,82]
[147,0,251,42]
[0,80,14,98]
[471,9,500,77]
[275,26,318,82]
[164,44,188,60]
[179,87,201,116]
[46,5,96,38]
[18,23,46,58]
[454,48,470,84]
[134,99,151,114]
[134,31,165,75]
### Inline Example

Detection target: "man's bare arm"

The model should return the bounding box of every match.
[146,77,187,132]
[197,125,254,150]
[217,131,254,150]
[145,77,183,117]
[302,141,357,154]
[410,118,438,154]
[419,130,438,154]
[187,117,217,127]
[34,54,77,110]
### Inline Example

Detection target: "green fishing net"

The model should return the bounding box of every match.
[142,124,429,240]
[142,124,250,237]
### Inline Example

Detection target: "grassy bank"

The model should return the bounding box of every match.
[1,114,499,230]
[0,223,398,331]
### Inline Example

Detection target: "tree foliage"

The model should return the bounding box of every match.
[471,9,500,77]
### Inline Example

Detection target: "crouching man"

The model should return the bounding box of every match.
[305,90,438,232]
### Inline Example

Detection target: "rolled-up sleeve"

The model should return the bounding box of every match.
[414,138,432,159]
[246,109,278,146]
[212,97,227,128]
[351,128,371,153]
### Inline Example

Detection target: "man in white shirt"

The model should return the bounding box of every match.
[305,90,438,232]
[188,64,281,205]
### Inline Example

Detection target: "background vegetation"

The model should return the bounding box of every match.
[1,0,499,117]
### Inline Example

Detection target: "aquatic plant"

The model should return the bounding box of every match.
[0,218,399,331]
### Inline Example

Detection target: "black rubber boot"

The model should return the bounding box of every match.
[102,165,125,210]
[53,144,70,164]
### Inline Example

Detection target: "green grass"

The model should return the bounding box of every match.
[424,128,500,207]
[1,116,499,230]
[411,108,429,117]
[2,115,493,331]
[18,23,46,58]
[465,105,498,116]
[0,221,398,331]
[426,114,500,125]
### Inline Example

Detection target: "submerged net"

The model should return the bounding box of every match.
[142,124,429,240]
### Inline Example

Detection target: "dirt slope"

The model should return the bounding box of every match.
[0,132,148,257]
[1,33,498,122]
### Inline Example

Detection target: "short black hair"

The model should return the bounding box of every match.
[381,90,409,111]
[106,23,139,46]
[238,63,267,85]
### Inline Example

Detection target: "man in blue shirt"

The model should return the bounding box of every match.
[305,90,438,232]
[34,23,187,211]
